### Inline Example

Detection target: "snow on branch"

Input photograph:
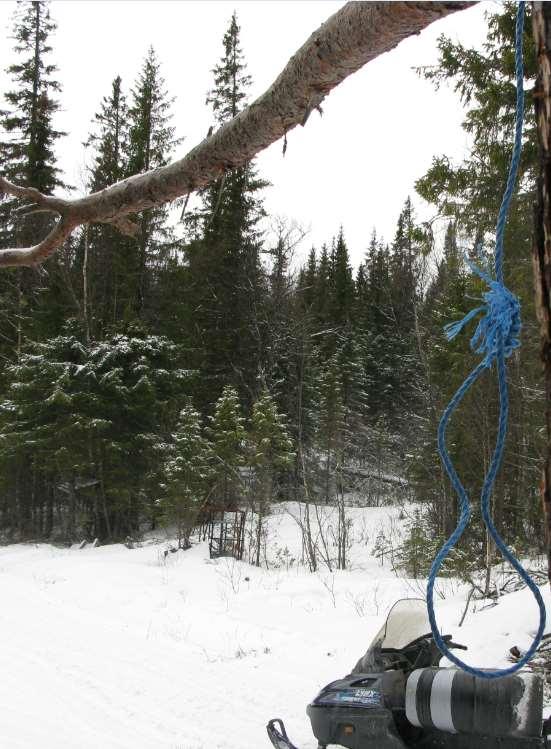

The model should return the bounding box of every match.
[0,1,475,268]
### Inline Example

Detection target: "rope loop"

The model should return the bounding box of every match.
[427,0,547,680]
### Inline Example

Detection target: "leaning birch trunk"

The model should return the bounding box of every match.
[532,2,551,587]
[0,1,474,267]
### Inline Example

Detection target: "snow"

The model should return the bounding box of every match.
[0,504,548,748]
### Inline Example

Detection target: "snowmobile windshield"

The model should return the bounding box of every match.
[352,599,432,673]
[374,598,430,651]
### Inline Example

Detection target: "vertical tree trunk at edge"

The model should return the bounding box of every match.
[532,2,551,586]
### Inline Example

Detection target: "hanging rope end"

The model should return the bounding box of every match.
[444,307,484,342]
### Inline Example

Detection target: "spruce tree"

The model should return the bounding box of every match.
[330,228,355,329]
[88,332,189,538]
[276,251,323,498]
[388,197,423,414]
[208,385,246,511]
[184,13,267,410]
[0,1,65,212]
[0,330,190,541]
[159,399,214,548]
[264,226,302,433]
[207,13,251,124]
[87,76,128,192]
[0,333,93,539]
[316,356,346,504]
[248,388,294,565]
[83,76,130,337]
[416,2,536,240]
[121,48,180,325]
[298,247,318,311]
[362,232,394,415]
[354,261,368,323]
[0,0,68,354]
[313,244,333,347]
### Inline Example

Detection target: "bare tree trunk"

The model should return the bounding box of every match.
[299,449,318,572]
[532,2,551,587]
[16,270,22,362]
[98,452,111,539]
[83,225,90,344]
[303,501,317,572]
[336,464,348,570]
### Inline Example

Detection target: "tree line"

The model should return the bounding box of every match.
[0,2,544,576]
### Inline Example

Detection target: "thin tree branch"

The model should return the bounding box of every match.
[0,1,475,268]
[0,175,69,213]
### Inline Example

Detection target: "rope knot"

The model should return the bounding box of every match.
[443,262,521,367]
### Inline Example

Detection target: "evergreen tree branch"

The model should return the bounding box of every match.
[0,1,474,267]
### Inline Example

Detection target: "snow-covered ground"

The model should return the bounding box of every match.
[0,503,548,749]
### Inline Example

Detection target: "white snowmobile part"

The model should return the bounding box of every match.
[429,669,457,734]
[405,666,544,739]
[405,668,424,728]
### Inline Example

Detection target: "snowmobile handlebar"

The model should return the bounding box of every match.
[370,633,468,674]
[446,640,468,651]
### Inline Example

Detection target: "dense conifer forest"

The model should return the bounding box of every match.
[0,1,544,579]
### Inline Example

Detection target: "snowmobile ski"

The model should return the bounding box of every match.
[266,719,300,749]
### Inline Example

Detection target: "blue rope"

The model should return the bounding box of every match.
[427,0,546,679]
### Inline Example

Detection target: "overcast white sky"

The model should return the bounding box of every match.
[0,1,494,266]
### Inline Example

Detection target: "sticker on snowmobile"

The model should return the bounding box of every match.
[317,688,382,707]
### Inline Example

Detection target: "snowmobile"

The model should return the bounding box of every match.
[267,598,549,749]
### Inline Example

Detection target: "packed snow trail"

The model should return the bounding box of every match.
[0,506,547,748]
